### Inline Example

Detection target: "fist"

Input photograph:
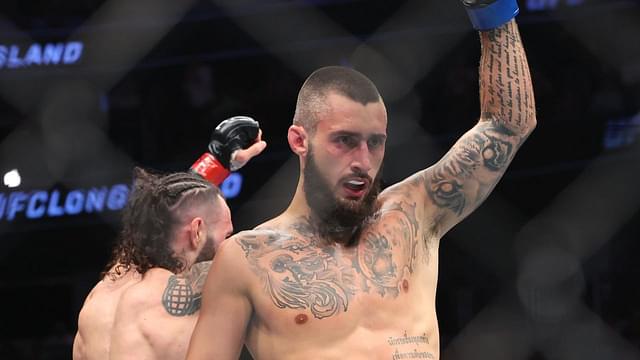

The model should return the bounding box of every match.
[208,116,267,170]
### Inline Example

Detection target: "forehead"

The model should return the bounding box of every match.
[316,92,387,135]
[217,195,231,219]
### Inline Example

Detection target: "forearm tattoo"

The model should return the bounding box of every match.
[424,21,534,221]
[162,261,211,316]
[237,200,420,319]
[480,20,535,134]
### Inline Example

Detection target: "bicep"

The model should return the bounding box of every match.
[186,242,252,360]
[422,119,525,235]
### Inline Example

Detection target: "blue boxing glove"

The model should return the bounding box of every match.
[462,0,519,31]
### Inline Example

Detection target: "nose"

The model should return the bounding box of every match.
[350,141,372,173]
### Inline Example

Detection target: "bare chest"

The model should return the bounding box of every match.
[239,200,439,329]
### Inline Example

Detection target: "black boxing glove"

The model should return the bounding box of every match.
[462,0,519,31]
[190,116,260,185]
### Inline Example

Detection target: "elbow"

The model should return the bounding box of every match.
[516,106,537,137]
[525,115,537,136]
[528,113,538,133]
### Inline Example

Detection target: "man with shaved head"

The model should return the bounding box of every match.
[188,1,534,358]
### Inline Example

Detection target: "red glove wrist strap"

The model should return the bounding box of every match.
[190,153,230,186]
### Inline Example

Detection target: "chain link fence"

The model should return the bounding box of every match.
[0,0,639,359]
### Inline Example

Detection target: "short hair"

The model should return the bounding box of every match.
[103,168,221,278]
[293,66,382,131]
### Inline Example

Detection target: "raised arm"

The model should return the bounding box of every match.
[421,4,536,237]
[186,237,253,360]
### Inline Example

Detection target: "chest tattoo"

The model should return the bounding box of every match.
[237,200,420,319]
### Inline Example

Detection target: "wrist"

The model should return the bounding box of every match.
[464,0,519,31]
[190,152,231,186]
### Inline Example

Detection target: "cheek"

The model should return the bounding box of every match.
[377,145,386,161]
[312,143,339,167]
[319,153,351,182]
[212,231,225,248]
[369,152,385,178]
[374,151,385,168]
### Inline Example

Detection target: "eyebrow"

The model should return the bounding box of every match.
[330,130,387,139]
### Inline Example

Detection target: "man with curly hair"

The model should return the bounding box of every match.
[73,118,266,360]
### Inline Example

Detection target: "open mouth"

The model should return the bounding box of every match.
[342,178,369,198]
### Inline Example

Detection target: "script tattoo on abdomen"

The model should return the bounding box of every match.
[388,331,434,360]
[236,200,420,319]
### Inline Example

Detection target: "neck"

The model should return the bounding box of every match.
[170,241,194,276]
[285,176,312,218]
[285,176,360,246]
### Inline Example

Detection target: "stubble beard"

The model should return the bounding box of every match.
[194,234,216,263]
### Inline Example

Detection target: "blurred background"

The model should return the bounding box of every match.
[1,0,639,359]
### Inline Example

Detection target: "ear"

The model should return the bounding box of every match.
[288,125,308,157]
[188,217,205,250]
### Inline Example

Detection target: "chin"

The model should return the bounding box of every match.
[341,197,365,205]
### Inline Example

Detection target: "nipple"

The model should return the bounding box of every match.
[402,279,410,292]
[295,313,308,325]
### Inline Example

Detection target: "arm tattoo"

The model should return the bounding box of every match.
[162,261,211,316]
[425,121,516,216]
[422,21,533,227]
[480,20,535,134]
[237,201,420,319]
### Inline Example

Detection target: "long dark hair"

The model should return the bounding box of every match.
[102,168,220,279]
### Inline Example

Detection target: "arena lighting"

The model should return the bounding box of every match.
[3,169,20,188]
[0,173,244,222]
[603,113,640,150]
[0,41,84,69]
[0,184,129,221]
[220,172,243,199]
[526,0,584,11]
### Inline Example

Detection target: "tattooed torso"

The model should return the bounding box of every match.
[237,181,441,360]
[230,18,534,359]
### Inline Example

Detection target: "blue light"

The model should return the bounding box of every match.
[7,192,28,220]
[106,185,129,210]
[26,191,47,218]
[220,173,243,199]
[526,0,584,11]
[0,173,245,222]
[0,41,84,69]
